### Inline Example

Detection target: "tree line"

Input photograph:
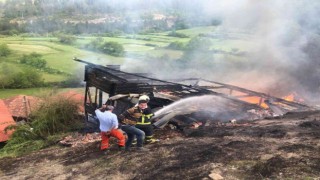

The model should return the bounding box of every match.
[0,0,221,35]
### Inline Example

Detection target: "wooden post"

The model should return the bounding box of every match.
[23,96,29,117]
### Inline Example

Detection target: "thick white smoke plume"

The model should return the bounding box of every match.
[122,0,320,104]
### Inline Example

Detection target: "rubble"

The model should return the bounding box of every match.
[59,132,101,147]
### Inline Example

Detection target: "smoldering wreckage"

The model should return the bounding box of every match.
[64,58,317,142]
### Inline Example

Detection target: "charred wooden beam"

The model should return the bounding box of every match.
[171,78,313,111]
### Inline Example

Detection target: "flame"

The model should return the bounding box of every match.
[283,93,294,102]
[239,97,268,108]
[236,92,304,109]
[282,92,304,102]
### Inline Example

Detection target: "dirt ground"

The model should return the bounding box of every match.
[0,111,320,180]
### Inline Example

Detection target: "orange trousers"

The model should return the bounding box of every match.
[100,129,125,150]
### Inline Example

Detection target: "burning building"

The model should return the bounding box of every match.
[75,58,316,130]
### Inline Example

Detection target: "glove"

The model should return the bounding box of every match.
[142,108,152,115]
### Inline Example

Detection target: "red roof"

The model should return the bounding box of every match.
[59,90,85,113]
[0,99,16,142]
[59,90,84,102]
[3,95,42,118]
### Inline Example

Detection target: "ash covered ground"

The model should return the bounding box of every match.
[0,111,320,180]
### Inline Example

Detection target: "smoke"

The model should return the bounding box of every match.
[121,0,320,104]
[8,0,318,103]
[215,0,320,103]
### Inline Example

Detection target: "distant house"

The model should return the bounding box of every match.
[3,95,43,122]
[0,92,84,142]
[0,100,16,142]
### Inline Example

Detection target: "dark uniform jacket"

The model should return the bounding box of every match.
[119,106,154,125]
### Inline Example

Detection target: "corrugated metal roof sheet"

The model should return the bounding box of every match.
[0,99,16,142]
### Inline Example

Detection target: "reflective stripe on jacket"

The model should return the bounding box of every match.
[136,113,153,125]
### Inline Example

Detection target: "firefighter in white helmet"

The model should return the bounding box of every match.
[136,95,157,144]
[120,95,157,145]
[139,95,150,102]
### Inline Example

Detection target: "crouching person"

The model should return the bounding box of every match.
[95,105,125,152]
[119,109,149,152]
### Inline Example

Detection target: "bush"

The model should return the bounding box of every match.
[58,75,84,88]
[0,96,83,157]
[182,36,213,61]
[1,69,44,88]
[85,37,104,51]
[30,96,82,137]
[145,43,158,47]
[0,64,14,88]
[185,36,212,51]
[57,33,77,44]
[0,124,46,157]
[0,43,11,57]
[167,41,185,50]
[167,31,189,38]
[99,41,124,57]
[20,52,47,69]
[103,30,122,37]
[19,53,66,75]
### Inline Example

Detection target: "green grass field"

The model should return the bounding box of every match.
[0,88,52,99]
[0,87,84,99]
[0,26,253,98]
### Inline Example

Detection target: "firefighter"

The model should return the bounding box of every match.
[122,95,157,144]
[136,95,158,144]
[95,105,125,152]
[119,101,149,151]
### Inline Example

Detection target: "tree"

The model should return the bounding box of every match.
[100,41,124,57]
[0,44,11,57]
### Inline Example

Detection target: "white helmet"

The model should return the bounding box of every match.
[138,95,150,103]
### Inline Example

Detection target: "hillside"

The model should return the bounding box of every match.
[1,111,319,179]
[0,0,221,36]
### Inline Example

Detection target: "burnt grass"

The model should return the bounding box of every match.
[1,111,320,179]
